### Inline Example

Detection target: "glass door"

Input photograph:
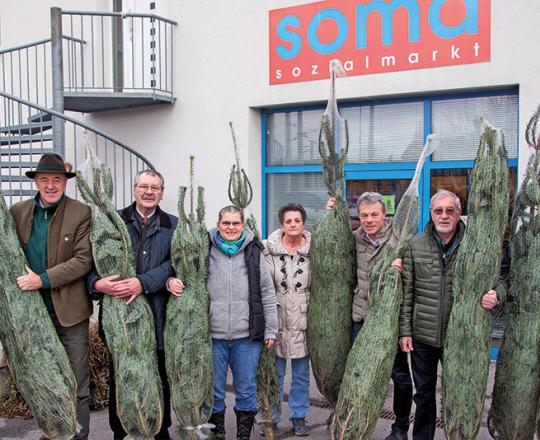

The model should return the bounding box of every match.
[345,169,420,231]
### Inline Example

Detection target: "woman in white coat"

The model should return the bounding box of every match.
[263,203,311,437]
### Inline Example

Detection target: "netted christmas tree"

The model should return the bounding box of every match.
[228,122,280,439]
[487,106,540,440]
[76,139,163,439]
[0,192,77,439]
[307,61,356,406]
[443,119,510,440]
[332,134,437,440]
[164,157,213,440]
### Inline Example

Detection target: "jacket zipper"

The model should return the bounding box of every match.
[228,257,232,339]
[438,256,446,347]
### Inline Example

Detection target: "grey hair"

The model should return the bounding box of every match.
[356,192,386,212]
[430,190,462,211]
[133,169,164,188]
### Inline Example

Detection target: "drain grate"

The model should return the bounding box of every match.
[226,385,445,429]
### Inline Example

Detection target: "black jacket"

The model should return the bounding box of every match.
[89,203,177,350]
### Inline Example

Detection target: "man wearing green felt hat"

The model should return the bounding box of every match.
[10,153,93,439]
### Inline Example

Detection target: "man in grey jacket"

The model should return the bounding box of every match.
[351,192,413,440]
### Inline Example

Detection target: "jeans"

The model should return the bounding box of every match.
[410,340,443,440]
[352,320,413,433]
[212,338,262,413]
[275,356,310,421]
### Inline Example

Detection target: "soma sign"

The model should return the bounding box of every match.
[269,0,490,85]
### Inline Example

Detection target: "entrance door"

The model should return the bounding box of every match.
[345,169,421,230]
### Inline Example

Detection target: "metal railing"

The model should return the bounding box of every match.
[59,10,177,97]
[0,90,154,208]
[0,36,84,110]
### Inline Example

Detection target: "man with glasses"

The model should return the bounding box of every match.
[399,189,503,440]
[89,169,179,440]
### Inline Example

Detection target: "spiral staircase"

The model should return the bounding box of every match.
[0,6,177,207]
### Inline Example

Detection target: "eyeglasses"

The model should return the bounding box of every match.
[220,221,242,227]
[136,184,162,193]
[431,207,459,216]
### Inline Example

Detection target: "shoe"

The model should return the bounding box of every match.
[291,418,309,437]
[235,409,256,440]
[259,422,278,436]
[384,428,408,440]
[209,410,226,439]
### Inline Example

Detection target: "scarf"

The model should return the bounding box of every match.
[214,230,246,257]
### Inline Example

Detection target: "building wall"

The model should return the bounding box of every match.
[1,1,539,224]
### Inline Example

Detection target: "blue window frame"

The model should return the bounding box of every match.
[262,88,519,237]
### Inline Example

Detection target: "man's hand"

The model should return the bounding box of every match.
[265,339,275,348]
[399,336,413,352]
[167,278,185,297]
[326,197,336,210]
[481,289,499,310]
[94,275,121,296]
[17,266,43,291]
[392,258,403,273]
[113,277,143,305]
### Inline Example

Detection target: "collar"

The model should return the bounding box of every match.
[34,192,64,211]
[119,202,172,229]
[135,207,156,220]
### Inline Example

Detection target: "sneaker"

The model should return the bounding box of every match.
[291,418,309,437]
[259,422,278,436]
[384,429,408,440]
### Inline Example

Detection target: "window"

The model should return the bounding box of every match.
[262,89,519,237]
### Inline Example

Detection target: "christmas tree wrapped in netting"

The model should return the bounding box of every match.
[164,157,213,440]
[0,192,77,439]
[307,61,356,406]
[488,106,540,440]
[228,122,280,439]
[76,139,163,439]
[332,135,438,440]
[443,119,509,440]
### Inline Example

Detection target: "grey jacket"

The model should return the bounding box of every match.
[207,228,278,341]
[352,221,395,322]
[263,229,311,359]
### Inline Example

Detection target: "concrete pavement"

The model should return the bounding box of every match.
[0,362,499,439]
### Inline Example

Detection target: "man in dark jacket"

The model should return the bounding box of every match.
[89,169,179,440]
[399,190,504,440]
[11,153,93,439]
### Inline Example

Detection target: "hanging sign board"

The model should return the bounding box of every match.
[269,0,491,85]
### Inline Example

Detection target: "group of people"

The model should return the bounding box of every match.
[11,152,505,440]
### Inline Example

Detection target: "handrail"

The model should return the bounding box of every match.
[0,90,154,169]
[0,36,85,55]
[62,10,178,25]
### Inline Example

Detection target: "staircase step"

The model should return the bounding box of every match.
[0,161,36,168]
[0,122,53,135]
[0,134,53,146]
[0,189,36,197]
[28,112,52,124]
[0,175,33,182]
[0,148,55,156]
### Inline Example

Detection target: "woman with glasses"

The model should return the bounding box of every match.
[172,205,277,440]
[262,203,312,437]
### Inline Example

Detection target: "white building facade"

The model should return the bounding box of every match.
[0,0,538,236]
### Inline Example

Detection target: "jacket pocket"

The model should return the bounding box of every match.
[414,257,433,280]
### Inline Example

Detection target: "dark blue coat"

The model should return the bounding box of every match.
[89,203,177,350]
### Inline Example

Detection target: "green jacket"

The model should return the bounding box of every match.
[400,220,507,347]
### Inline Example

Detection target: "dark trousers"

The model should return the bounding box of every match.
[410,340,443,440]
[109,349,171,439]
[53,316,90,440]
[352,321,413,433]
